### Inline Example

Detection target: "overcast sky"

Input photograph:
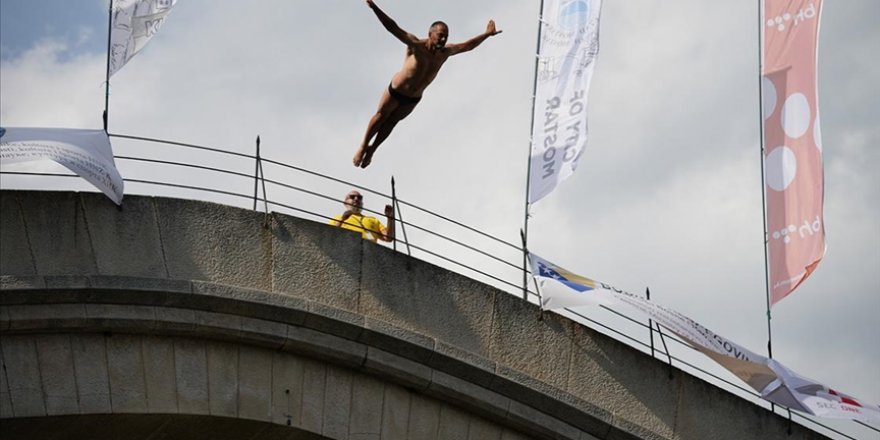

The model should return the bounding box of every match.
[1,1,877,437]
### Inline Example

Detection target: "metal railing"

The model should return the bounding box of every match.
[1,132,876,440]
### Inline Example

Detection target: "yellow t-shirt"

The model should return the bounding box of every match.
[331,214,385,242]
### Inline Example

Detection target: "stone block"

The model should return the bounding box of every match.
[565,323,678,440]
[380,384,411,440]
[468,416,502,440]
[360,246,497,358]
[154,307,197,334]
[142,336,179,414]
[283,325,367,368]
[271,351,305,427]
[0,345,13,418]
[501,429,538,440]
[86,304,157,327]
[70,334,111,414]
[5,304,87,332]
[0,275,45,291]
[322,366,353,439]
[604,421,651,440]
[1,286,82,306]
[489,294,577,392]
[44,275,91,289]
[205,341,238,417]
[153,307,196,336]
[240,316,288,349]
[305,301,365,341]
[301,359,327,434]
[406,393,442,440]
[88,275,191,295]
[431,341,497,388]
[174,338,209,414]
[505,400,581,440]
[106,335,148,413]
[428,371,510,423]
[81,193,168,278]
[154,196,272,290]
[0,192,36,276]
[192,280,309,325]
[580,431,604,440]
[363,347,431,391]
[1,336,45,417]
[349,373,384,440]
[238,345,273,422]
[271,215,361,312]
[674,374,801,440]
[35,335,79,415]
[436,405,470,440]
[193,310,242,341]
[361,317,436,364]
[16,191,96,275]
[492,366,600,432]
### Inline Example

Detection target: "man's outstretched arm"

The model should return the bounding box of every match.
[379,204,395,242]
[446,20,502,56]
[366,0,419,46]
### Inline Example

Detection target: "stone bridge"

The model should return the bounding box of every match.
[0,190,825,439]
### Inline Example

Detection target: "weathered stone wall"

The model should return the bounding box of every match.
[0,190,828,440]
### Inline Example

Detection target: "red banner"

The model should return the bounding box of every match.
[762,0,825,306]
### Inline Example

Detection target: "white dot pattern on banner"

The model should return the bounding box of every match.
[763,77,777,120]
[766,146,797,191]
[814,114,822,152]
[781,92,811,138]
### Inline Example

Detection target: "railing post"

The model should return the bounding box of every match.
[655,321,674,380]
[252,135,269,227]
[253,135,261,211]
[391,176,411,259]
[647,287,655,359]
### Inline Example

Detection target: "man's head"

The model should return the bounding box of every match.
[344,190,364,213]
[428,21,449,50]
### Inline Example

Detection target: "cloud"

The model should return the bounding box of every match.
[0,39,106,128]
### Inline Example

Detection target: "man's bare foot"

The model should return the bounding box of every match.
[360,146,376,168]
[353,145,367,167]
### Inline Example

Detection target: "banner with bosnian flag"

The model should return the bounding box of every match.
[528,0,602,204]
[528,253,880,423]
[528,253,611,309]
[762,0,825,305]
[109,0,178,77]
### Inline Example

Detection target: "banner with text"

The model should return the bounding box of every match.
[762,0,825,305]
[529,253,880,423]
[528,0,602,203]
[0,127,124,205]
[109,0,178,77]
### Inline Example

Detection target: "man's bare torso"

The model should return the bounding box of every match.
[390,42,451,98]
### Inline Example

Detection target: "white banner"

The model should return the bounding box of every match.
[0,127,124,205]
[109,0,178,77]
[529,0,602,204]
[529,253,880,423]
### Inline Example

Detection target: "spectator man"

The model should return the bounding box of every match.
[330,190,395,243]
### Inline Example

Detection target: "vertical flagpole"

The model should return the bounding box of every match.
[522,0,546,301]
[103,0,113,132]
[757,0,774,360]
[521,230,544,317]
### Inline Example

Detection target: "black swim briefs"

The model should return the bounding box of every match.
[388,83,422,105]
